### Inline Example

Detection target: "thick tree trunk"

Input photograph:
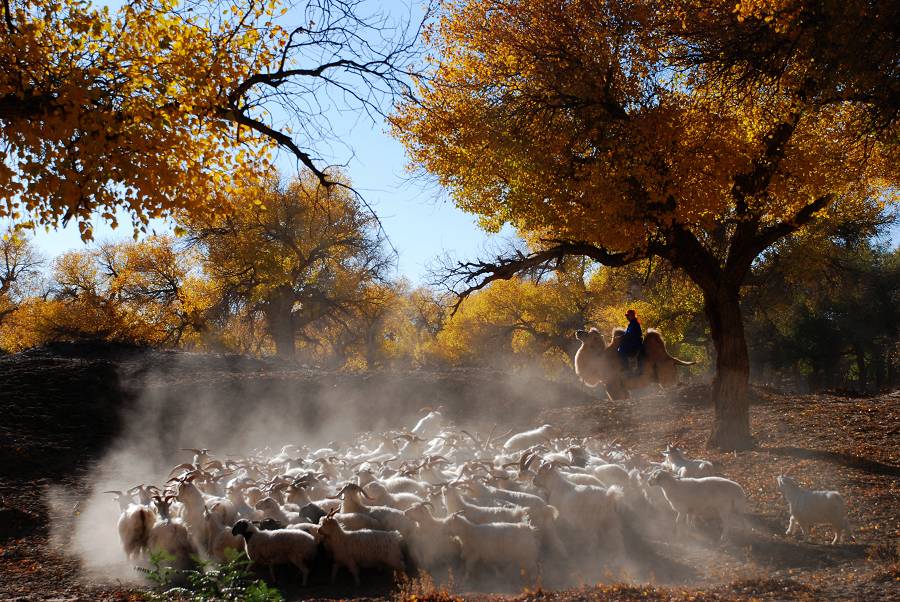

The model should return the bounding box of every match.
[365,329,381,369]
[854,345,867,392]
[265,290,296,359]
[704,285,755,451]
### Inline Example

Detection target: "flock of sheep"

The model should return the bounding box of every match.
[104,410,852,589]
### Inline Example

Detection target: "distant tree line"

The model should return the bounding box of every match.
[1,176,897,392]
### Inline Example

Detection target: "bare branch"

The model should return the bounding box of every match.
[435,240,645,315]
[751,193,836,258]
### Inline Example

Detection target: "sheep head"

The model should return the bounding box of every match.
[328,482,373,501]
[254,497,279,511]
[317,509,340,541]
[776,475,799,493]
[231,518,253,538]
[662,444,685,459]
[646,470,675,487]
[152,494,176,520]
[404,501,434,522]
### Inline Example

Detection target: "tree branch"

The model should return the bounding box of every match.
[750,193,836,258]
[436,241,645,314]
[216,107,328,183]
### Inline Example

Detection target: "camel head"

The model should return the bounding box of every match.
[574,327,606,349]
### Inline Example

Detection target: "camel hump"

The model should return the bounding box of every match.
[643,329,696,365]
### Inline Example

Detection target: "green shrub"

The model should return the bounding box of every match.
[137,549,283,601]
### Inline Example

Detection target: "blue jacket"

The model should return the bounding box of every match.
[618,318,643,354]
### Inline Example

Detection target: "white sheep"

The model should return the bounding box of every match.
[315,512,406,585]
[231,518,318,585]
[330,512,383,531]
[524,504,567,559]
[332,483,416,536]
[532,463,622,544]
[647,470,747,539]
[445,511,540,580]
[362,481,424,510]
[661,445,715,477]
[358,470,429,496]
[255,497,302,525]
[504,425,558,452]
[776,475,850,544]
[590,464,632,488]
[411,409,445,439]
[115,502,155,560]
[104,489,136,512]
[442,484,526,524]
[560,469,608,488]
[461,480,548,512]
[205,506,244,562]
[403,503,462,570]
[147,495,196,570]
[174,478,215,551]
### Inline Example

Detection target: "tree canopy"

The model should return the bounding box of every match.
[183,173,390,359]
[0,0,420,238]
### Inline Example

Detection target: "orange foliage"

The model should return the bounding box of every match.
[0,236,211,350]
[393,0,894,255]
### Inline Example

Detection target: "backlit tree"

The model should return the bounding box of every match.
[184,173,390,359]
[0,0,421,237]
[394,0,898,448]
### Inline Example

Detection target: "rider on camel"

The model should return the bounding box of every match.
[617,308,643,373]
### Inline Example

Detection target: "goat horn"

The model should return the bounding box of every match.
[492,429,514,443]
[460,430,480,445]
[168,463,196,477]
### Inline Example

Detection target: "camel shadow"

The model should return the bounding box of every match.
[761,446,900,477]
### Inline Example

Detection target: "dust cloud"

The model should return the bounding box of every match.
[44,350,733,592]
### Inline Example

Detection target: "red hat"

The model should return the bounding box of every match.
[625,309,636,316]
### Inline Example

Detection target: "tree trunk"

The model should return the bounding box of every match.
[265,290,296,359]
[854,345,867,392]
[704,285,755,451]
[365,327,381,369]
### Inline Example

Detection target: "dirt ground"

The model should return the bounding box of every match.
[0,344,898,600]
